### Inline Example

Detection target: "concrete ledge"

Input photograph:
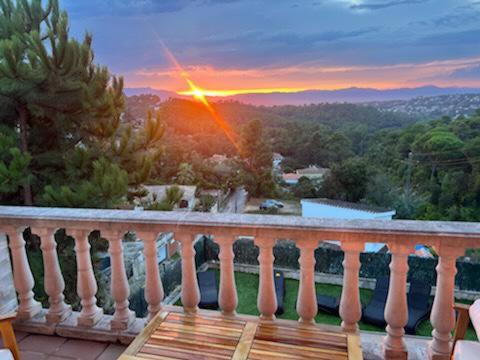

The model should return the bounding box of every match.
[0,205,479,240]
[13,310,145,345]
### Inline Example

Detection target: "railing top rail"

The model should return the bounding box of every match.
[0,206,479,241]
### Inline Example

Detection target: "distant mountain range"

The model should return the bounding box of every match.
[124,85,480,106]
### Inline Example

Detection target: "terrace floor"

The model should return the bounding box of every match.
[5,306,434,360]
[1,332,126,360]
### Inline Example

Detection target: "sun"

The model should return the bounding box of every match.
[191,87,206,101]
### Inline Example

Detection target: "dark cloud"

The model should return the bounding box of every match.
[350,0,428,11]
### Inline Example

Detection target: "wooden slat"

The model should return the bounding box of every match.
[232,321,258,360]
[347,335,363,360]
[139,343,232,360]
[122,310,170,356]
[252,339,347,357]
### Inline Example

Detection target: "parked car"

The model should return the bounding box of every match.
[259,199,284,210]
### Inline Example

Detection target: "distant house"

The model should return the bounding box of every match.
[301,198,395,253]
[282,173,302,185]
[295,166,330,180]
[272,152,284,169]
[143,185,197,211]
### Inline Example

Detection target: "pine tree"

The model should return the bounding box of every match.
[0,126,32,202]
[0,0,165,207]
[239,120,275,197]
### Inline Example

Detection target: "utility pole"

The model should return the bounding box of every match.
[404,152,413,214]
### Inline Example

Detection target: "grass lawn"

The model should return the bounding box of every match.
[181,271,478,340]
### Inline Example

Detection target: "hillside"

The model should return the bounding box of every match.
[125,96,414,133]
[367,93,480,119]
[124,85,480,106]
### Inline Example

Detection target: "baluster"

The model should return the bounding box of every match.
[383,242,411,359]
[5,227,41,320]
[70,230,103,327]
[32,227,71,323]
[103,230,135,330]
[296,240,318,324]
[177,232,200,312]
[339,241,363,333]
[138,232,164,320]
[429,245,464,360]
[216,235,237,316]
[255,237,277,320]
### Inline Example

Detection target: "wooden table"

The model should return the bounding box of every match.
[120,308,363,360]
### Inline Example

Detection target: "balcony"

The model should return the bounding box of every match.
[1,206,479,359]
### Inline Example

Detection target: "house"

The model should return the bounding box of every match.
[281,173,302,185]
[301,198,395,253]
[295,165,330,180]
[272,152,284,169]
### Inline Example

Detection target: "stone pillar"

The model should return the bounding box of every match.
[0,233,18,315]
[383,242,411,359]
[139,232,164,321]
[339,241,363,333]
[178,232,200,313]
[32,227,71,323]
[216,235,237,316]
[296,240,318,324]
[429,245,464,360]
[255,237,277,320]
[104,230,135,330]
[70,230,103,327]
[6,227,41,320]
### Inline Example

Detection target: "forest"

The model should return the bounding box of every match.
[126,95,480,221]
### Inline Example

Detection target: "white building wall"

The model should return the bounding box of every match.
[301,201,395,220]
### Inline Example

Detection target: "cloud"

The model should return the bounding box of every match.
[63,0,241,17]
[62,0,193,16]
[419,29,480,46]
[447,65,480,80]
[265,28,379,45]
[350,0,428,11]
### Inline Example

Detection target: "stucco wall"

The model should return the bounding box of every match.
[301,201,394,220]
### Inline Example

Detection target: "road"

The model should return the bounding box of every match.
[221,187,247,213]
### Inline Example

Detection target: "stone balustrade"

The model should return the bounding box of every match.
[1,206,480,359]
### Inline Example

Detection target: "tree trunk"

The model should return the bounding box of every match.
[18,105,33,206]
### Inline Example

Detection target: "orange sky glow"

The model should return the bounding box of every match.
[127,56,480,96]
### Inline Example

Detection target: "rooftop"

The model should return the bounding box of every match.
[295,166,330,176]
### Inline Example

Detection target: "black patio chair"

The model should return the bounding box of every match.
[274,270,285,315]
[361,276,390,328]
[316,294,340,315]
[198,270,219,310]
[405,279,432,334]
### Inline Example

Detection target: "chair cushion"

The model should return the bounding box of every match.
[469,299,480,339]
[453,340,480,360]
[0,349,14,360]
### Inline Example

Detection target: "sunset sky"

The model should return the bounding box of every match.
[62,0,480,95]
